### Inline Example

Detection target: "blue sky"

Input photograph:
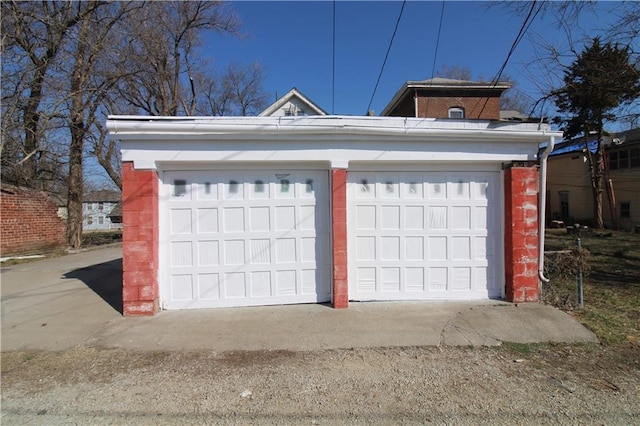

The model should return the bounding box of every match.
[205,1,626,117]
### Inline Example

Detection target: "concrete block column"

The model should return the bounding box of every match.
[331,166,348,308]
[504,164,540,302]
[122,162,159,316]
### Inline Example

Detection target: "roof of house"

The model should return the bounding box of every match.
[109,202,122,217]
[84,189,121,203]
[549,128,640,157]
[500,110,531,122]
[550,139,599,157]
[258,87,328,117]
[381,78,512,116]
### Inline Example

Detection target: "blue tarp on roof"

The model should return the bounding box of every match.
[549,139,599,157]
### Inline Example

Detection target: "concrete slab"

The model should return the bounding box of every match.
[1,246,599,352]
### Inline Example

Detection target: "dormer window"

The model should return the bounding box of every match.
[448,107,465,119]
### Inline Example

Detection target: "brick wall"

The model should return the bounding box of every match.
[0,186,66,257]
[417,95,501,120]
[504,164,540,302]
[331,169,348,308]
[122,162,159,316]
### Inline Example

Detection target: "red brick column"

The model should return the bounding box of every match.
[331,168,348,308]
[504,164,540,302]
[122,162,159,316]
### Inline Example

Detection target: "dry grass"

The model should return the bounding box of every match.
[543,229,640,347]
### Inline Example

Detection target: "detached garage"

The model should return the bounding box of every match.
[106,116,561,316]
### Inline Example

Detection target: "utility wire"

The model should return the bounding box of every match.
[367,0,407,114]
[491,0,540,86]
[425,0,446,118]
[478,0,541,117]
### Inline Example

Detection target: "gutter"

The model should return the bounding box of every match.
[538,135,555,283]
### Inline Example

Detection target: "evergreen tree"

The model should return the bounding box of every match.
[553,37,640,229]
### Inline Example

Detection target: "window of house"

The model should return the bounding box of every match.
[87,216,93,225]
[608,151,618,169]
[618,149,629,169]
[609,147,640,169]
[98,202,104,211]
[620,202,630,218]
[630,147,640,168]
[559,191,569,219]
[98,216,104,225]
[448,107,465,119]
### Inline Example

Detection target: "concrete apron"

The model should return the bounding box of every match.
[1,247,598,352]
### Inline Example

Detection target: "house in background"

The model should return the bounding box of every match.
[380,78,512,120]
[83,190,122,232]
[259,87,327,117]
[546,128,640,231]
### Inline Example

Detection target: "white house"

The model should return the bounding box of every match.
[259,87,327,117]
[83,190,122,232]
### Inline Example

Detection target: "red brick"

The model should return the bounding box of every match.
[1,185,66,256]
[139,285,157,300]
[123,270,153,287]
[332,293,349,309]
[330,167,349,309]
[123,285,139,302]
[504,165,540,302]
[123,300,158,316]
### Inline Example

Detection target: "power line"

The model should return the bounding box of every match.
[366,0,407,114]
[425,1,446,118]
[478,0,542,117]
[491,0,541,86]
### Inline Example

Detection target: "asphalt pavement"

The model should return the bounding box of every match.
[0,245,598,352]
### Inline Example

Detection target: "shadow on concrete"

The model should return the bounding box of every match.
[64,258,123,315]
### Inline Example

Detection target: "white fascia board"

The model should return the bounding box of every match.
[121,139,539,169]
[109,116,561,169]
[107,115,561,142]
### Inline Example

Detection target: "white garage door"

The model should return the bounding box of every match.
[348,171,502,300]
[162,170,331,309]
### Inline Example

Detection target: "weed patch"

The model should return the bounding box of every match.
[543,230,640,348]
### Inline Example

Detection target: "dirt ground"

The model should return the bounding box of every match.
[2,344,639,424]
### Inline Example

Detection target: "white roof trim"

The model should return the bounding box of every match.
[107,115,560,143]
[258,87,327,117]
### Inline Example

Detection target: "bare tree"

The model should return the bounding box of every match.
[1,1,101,187]
[434,64,473,81]
[3,1,271,248]
[221,62,269,116]
[62,2,139,248]
[113,1,241,116]
[495,1,640,124]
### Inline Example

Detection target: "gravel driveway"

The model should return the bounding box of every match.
[2,345,639,424]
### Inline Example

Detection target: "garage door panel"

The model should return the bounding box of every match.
[170,209,192,234]
[250,271,271,297]
[349,171,501,300]
[170,241,193,267]
[163,170,330,309]
[198,273,220,300]
[196,208,219,233]
[198,241,220,266]
[249,239,271,264]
